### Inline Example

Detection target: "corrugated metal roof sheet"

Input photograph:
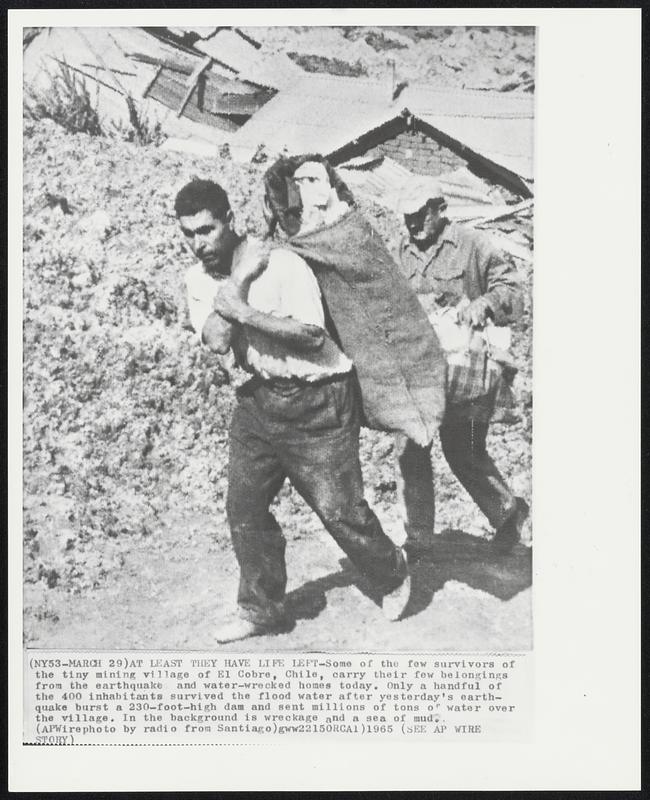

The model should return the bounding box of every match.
[338,156,413,201]
[339,159,517,219]
[230,73,534,181]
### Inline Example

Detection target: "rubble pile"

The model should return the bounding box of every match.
[247,25,535,91]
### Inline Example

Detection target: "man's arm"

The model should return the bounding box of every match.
[470,235,524,327]
[185,273,234,355]
[398,235,417,279]
[212,245,326,352]
[213,278,325,352]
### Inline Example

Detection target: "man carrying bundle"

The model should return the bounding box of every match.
[177,177,412,643]
[394,177,529,553]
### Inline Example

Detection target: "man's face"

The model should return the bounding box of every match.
[179,209,234,274]
[404,203,445,245]
[294,162,333,214]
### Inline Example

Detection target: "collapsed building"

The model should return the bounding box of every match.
[22,26,298,149]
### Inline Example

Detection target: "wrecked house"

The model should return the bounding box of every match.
[230,73,533,190]
[22,27,286,147]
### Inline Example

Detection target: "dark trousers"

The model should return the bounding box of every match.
[395,392,516,538]
[227,372,403,626]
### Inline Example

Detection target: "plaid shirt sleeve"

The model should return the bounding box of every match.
[473,234,524,326]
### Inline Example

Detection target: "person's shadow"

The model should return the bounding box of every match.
[284,529,532,622]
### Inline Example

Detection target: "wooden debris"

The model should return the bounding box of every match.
[142,65,163,99]
[472,199,534,225]
[176,55,213,117]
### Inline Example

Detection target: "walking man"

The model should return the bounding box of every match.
[176,178,410,643]
[394,176,529,553]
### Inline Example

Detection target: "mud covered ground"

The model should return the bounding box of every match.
[22,27,533,651]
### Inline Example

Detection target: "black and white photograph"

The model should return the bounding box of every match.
[21,23,536,652]
[9,7,642,793]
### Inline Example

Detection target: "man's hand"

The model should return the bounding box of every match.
[231,239,269,288]
[212,280,250,324]
[458,296,493,328]
[202,311,233,354]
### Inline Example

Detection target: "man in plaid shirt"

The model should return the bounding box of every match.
[395,177,529,553]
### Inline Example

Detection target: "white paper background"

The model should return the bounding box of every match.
[8,7,641,791]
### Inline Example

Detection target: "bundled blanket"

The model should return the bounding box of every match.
[287,208,447,446]
[263,153,355,237]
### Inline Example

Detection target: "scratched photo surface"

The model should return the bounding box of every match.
[22,25,534,651]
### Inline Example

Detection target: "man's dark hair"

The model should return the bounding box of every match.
[174,178,231,220]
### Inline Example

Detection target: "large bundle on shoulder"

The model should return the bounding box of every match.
[263,155,447,446]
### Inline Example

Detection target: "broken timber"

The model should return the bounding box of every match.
[127,46,275,128]
[469,199,534,226]
[142,64,163,99]
[176,55,213,117]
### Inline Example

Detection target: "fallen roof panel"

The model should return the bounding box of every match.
[340,158,533,235]
[193,29,302,90]
[23,27,238,144]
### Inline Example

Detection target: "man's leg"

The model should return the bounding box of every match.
[226,395,288,631]
[439,400,516,531]
[394,433,435,544]
[277,375,407,598]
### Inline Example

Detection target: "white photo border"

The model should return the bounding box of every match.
[9,7,641,791]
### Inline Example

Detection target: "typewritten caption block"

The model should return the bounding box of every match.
[24,651,532,743]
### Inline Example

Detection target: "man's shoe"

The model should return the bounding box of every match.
[492,497,530,554]
[215,616,282,644]
[382,549,411,621]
